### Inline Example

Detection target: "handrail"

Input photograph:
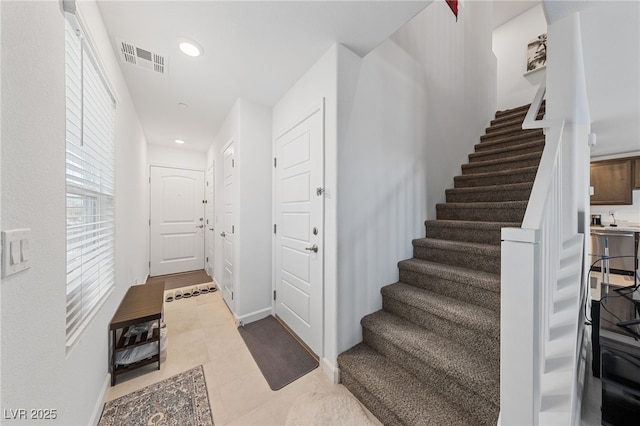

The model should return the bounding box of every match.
[520,77,565,229]
[522,79,554,130]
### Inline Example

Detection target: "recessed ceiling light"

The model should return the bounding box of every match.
[179,40,203,57]
[175,139,185,144]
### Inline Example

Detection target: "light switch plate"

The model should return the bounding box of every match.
[2,228,31,278]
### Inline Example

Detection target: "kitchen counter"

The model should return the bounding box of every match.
[591,225,640,233]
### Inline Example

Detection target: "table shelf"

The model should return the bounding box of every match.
[110,281,164,386]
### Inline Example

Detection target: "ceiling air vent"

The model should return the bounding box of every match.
[118,39,167,75]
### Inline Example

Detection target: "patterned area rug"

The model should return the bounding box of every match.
[99,366,214,426]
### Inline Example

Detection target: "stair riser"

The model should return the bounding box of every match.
[479,130,544,147]
[338,371,403,426]
[469,143,544,163]
[362,328,499,425]
[485,123,529,137]
[454,170,537,188]
[446,187,532,203]
[413,245,500,274]
[488,110,545,129]
[481,128,543,142]
[462,156,541,175]
[494,103,544,120]
[398,268,499,311]
[425,225,502,245]
[382,296,499,362]
[436,205,526,222]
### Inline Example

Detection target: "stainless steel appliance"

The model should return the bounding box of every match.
[590,230,639,275]
[591,214,602,226]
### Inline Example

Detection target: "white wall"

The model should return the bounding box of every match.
[0,1,149,424]
[336,0,496,358]
[207,98,272,324]
[494,1,640,158]
[493,4,547,110]
[147,144,207,171]
[580,1,640,158]
[581,2,640,225]
[235,99,272,322]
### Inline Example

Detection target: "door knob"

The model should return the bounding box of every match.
[209,227,214,231]
[305,244,318,253]
[196,224,204,228]
[220,232,226,237]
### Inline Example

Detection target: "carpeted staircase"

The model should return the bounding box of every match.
[338,103,546,425]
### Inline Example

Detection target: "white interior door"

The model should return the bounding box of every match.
[274,105,324,355]
[221,142,235,309]
[150,166,205,276]
[206,164,215,277]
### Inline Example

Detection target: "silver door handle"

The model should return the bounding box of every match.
[220,232,226,237]
[305,244,318,253]
[196,225,204,228]
[209,227,214,231]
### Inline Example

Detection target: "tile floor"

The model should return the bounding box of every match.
[104,286,381,425]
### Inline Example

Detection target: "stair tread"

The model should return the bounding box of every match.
[487,116,526,129]
[413,237,501,256]
[446,182,533,194]
[490,110,545,128]
[478,132,544,149]
[437,200,528,209]
[362,310,499,400]
[338,343,476,426]
[488,111,544,129]
[398,258,500,293]
[495,101,545,118]
[462,151,542,170]
[381,283,500,338]
[425,219,521,228]
[469,140,544,160]
[455,165,538,181]
[481,128,542,142]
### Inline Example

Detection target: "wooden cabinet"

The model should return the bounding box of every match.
[590,158,633,205]
[634,158,640,189]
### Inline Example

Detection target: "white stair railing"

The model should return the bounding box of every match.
[500,76,586,425]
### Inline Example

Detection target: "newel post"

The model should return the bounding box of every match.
[500,227,542,425]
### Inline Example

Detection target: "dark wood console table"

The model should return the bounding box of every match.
[110,281,165,386]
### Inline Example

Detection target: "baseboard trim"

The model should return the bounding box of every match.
[321,357,340,384]
[90,373,110,425]
[235,306,272,326]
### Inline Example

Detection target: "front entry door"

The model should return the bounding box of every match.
[274,104,324,355]
[149,166,205,276]
[221,142,235,309]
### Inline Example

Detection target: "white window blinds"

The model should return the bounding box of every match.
[65,18,116,347]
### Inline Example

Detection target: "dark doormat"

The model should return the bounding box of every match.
[146,269,211,291]
[238,316,319,390]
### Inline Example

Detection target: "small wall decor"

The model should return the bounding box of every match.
[526,33,547,74]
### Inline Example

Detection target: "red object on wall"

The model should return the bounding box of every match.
[446,0,458,20]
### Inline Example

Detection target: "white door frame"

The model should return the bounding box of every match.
[272,100,325,356]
